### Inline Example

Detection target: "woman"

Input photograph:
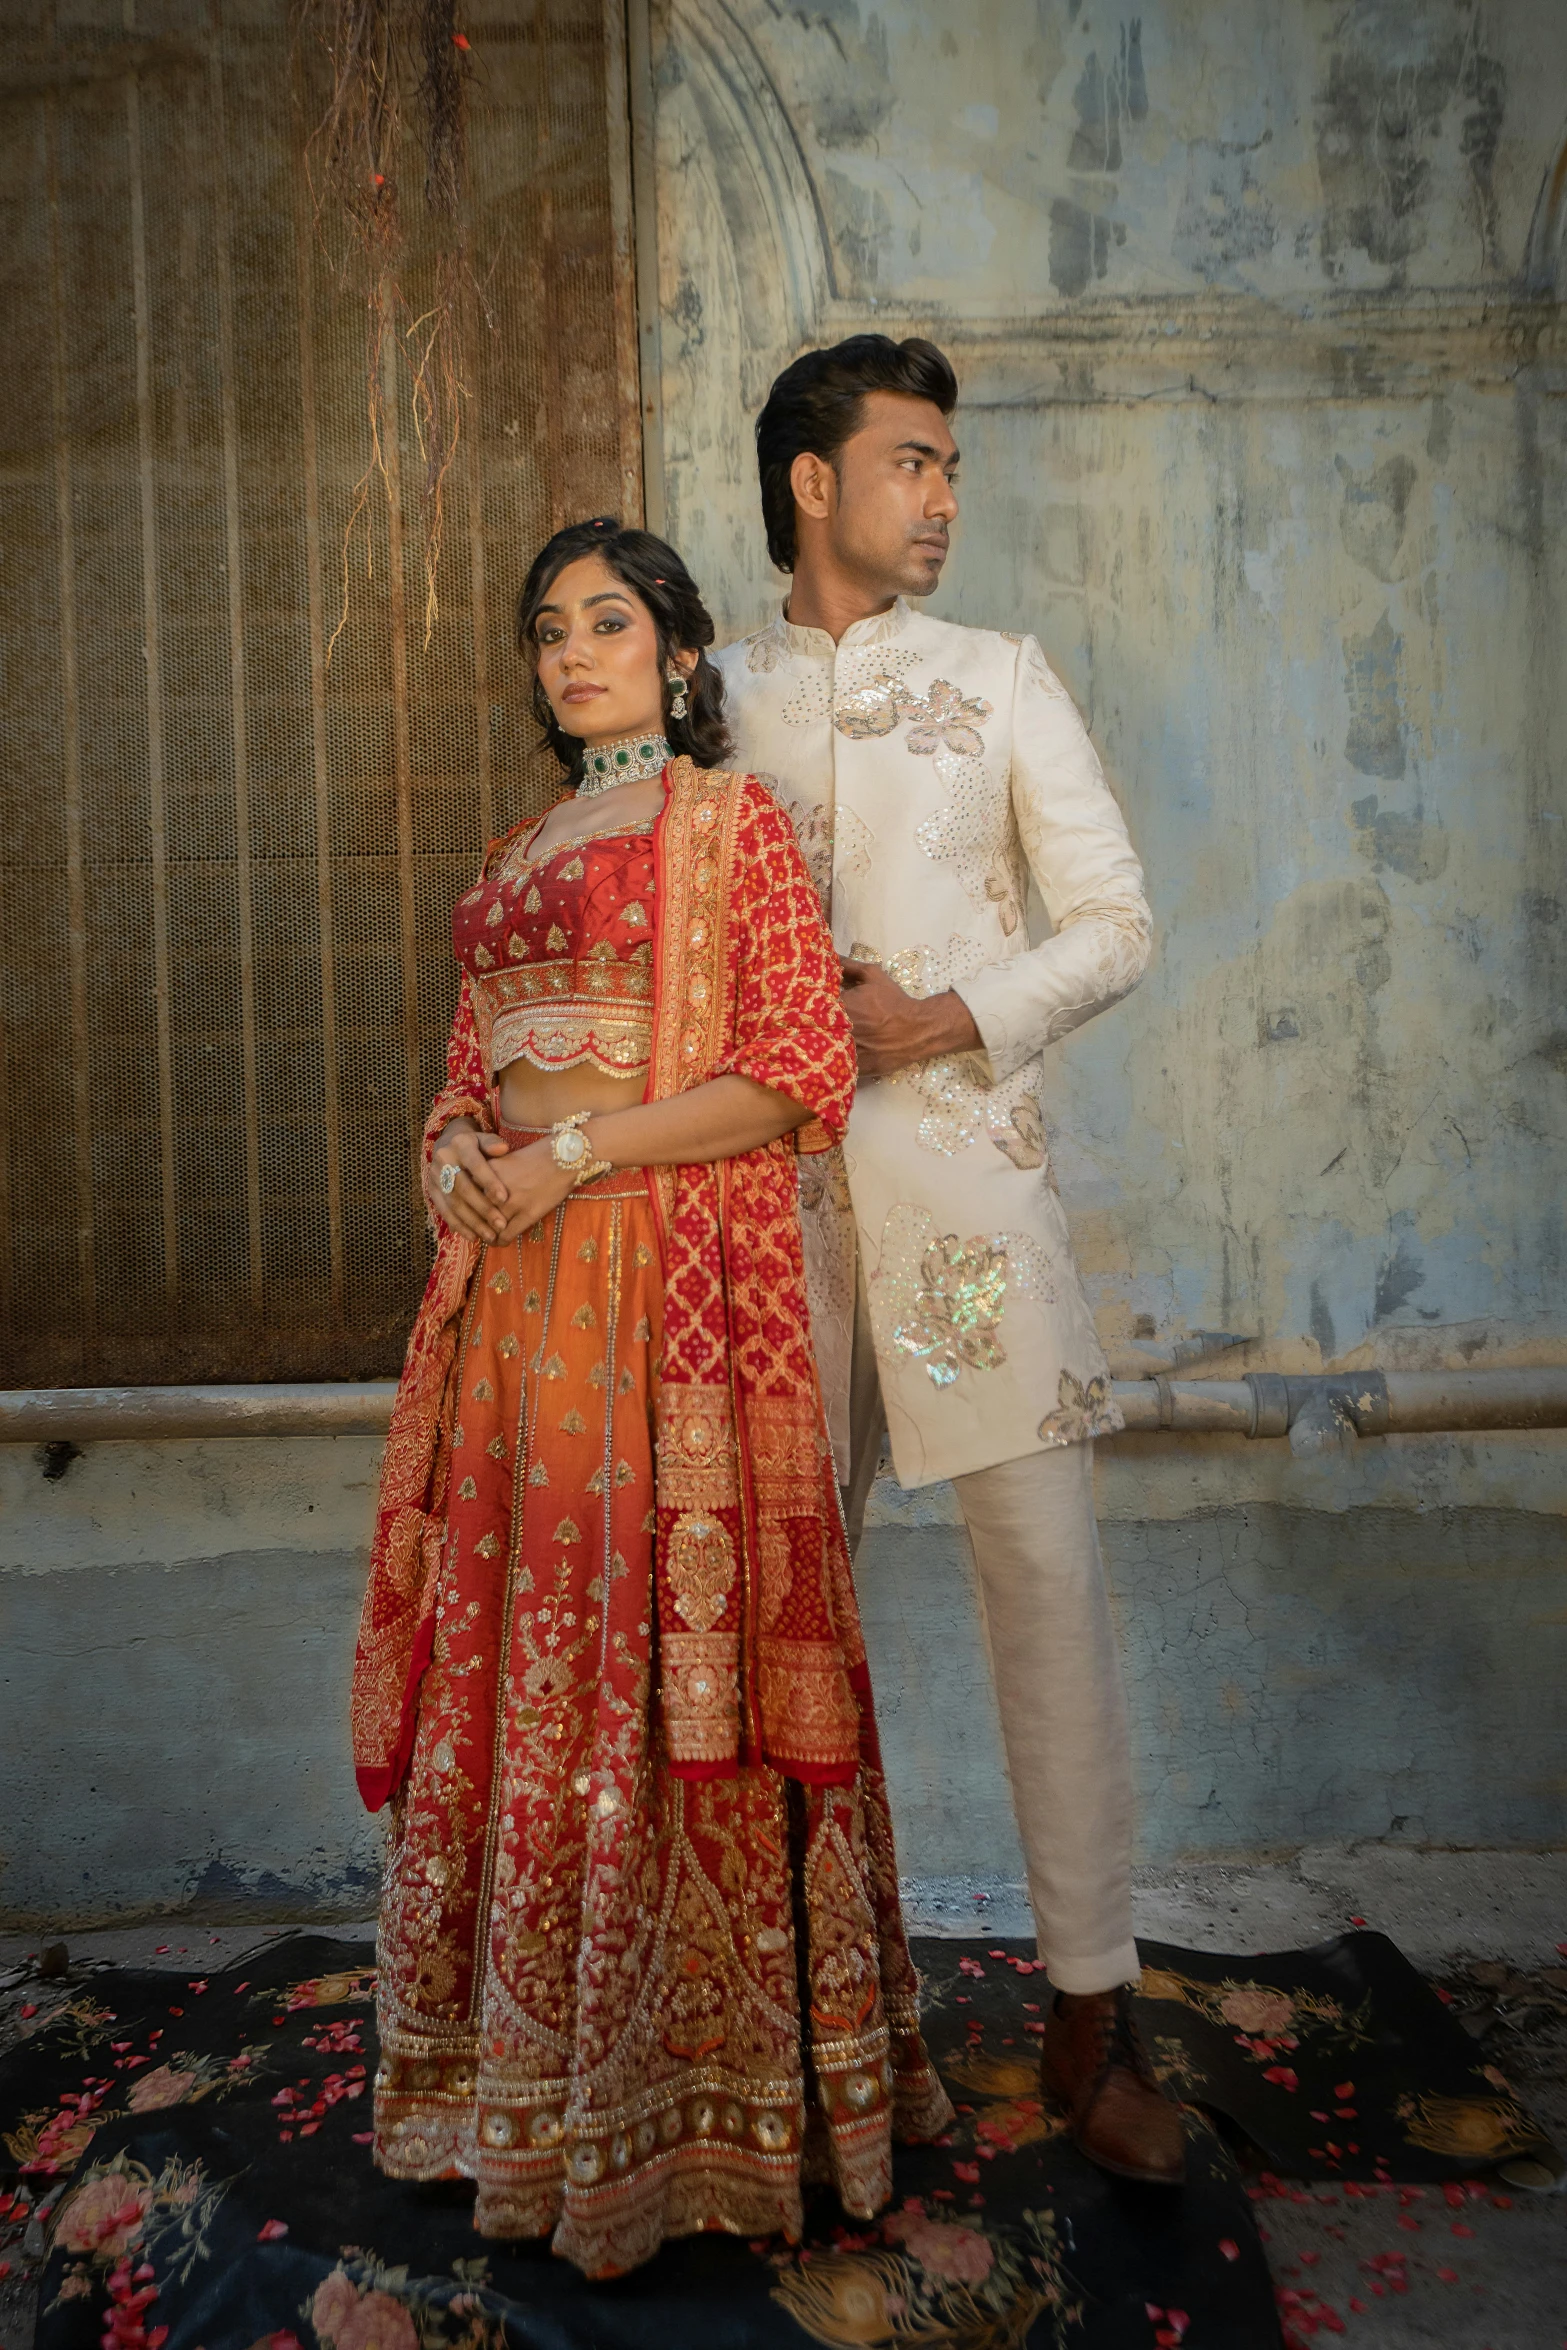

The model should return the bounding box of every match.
[350,518,951,2277]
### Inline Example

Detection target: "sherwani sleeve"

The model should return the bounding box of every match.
[952,636,1152,1085]
[720,778,857,1149]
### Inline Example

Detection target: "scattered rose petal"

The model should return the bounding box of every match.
[1218,2238,1240,2262]
[257,2219,289,2241]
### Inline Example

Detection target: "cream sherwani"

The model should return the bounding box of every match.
[713,598,1152,1489]
[716,596,1152,1995]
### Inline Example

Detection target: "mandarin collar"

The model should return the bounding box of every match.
[767,596,913,660]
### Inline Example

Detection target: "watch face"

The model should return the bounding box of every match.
[556,1127,588,1166]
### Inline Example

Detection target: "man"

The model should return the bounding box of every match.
[713,334,1181,2185]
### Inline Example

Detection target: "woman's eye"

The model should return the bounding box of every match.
[595,615,626,633]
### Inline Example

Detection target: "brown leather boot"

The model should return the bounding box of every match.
[1040,1985,1186,2185]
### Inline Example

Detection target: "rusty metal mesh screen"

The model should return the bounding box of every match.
[0,0,639,1385]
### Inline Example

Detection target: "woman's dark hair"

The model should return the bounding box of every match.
[755,334,958,572]
[516,518,733,781]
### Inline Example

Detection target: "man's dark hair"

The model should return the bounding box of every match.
[755,334,958,572]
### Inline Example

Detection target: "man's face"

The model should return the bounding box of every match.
[817,390,960,599]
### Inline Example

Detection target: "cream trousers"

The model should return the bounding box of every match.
[845,1270,1139,1996]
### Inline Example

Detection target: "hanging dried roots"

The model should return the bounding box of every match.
[297,0,475,643]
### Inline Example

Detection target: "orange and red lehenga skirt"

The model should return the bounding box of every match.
[372,1148,951,2277]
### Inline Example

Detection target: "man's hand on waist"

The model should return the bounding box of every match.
[840,958,984,1080]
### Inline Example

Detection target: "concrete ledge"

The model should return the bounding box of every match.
[0,1385,399,1441]
[5,1368,1565,1444]
[903,1849,1567,1968]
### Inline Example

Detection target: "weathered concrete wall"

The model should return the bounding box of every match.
[0,1437,387,1925]
[4,1426,1562,1925]
[640,0,1567,1377]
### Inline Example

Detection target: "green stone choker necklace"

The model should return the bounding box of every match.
[576,731,672,797]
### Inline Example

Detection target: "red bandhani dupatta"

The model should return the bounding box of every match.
[350,759,863,1809]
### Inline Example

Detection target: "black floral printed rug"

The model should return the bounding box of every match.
[1,1929,1552,2350]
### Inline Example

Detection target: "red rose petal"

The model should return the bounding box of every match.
[257,2219,289,2241]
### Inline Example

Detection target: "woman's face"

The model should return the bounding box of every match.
[531,553,692,746]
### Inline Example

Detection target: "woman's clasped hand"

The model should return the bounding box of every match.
[424,1120,575,1244]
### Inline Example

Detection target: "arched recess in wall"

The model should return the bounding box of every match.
[1523,121,1567,294]
[665,0,832,359]
[650,0,835,628]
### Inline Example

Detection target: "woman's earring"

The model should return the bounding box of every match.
[666,668,690,723]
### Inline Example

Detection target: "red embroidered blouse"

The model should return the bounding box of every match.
[452,821,655,1081]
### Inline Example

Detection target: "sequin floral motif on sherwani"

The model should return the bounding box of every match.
[715,603,1154,1489]
[350,760,950,2276]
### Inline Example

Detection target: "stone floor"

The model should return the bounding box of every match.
[3,1854,1564,2349]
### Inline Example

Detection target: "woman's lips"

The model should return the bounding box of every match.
[561,683,605,703]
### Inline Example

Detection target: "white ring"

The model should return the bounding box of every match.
[439,1163,458,1195]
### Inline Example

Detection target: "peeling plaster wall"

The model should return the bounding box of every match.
[644,0,1567,1376]
[632,0,1567,1883]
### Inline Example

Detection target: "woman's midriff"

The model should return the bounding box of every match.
[495,1062,646,1131]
